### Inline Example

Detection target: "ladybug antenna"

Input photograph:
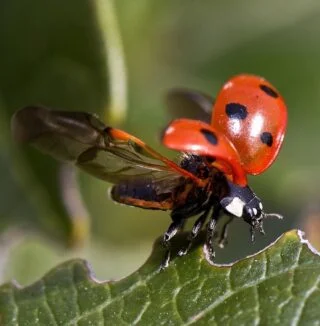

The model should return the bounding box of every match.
[264,212,283,220]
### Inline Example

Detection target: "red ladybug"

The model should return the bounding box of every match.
[11,74,287,269]
[163,74,287,263]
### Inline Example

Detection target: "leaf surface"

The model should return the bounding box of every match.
[0,230,319,325]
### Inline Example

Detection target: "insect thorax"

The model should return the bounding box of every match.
[171,154,228,216]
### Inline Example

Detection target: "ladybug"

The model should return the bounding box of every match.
[11,74,287,269]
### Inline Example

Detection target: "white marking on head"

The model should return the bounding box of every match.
[225,197,245,217]
[259,202,263,210]
[252,208,258,216]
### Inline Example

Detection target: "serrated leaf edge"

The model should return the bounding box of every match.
[204,229,320,267]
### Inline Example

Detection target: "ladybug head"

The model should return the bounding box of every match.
[220,181,282,229]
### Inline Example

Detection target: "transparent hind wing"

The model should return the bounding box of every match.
[12,106,203,185]
[166,88,214,123]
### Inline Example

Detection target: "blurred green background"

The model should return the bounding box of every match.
[1,0,320,285]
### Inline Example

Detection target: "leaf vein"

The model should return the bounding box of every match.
[9,284,19,325]
[67,268,158,325]
[261,251,267,279]
[276,271,294,323]
[172,267,185,323]
[185,261,308,325]
[254,283,260,326]
[41,279,59,326]
[132,301,151,325]
[291,275,320,326]
[72,264,81,319]
[225,268,232,292]
[172,287,184,323]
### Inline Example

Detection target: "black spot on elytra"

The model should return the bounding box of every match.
[259,84,279,98]
[200,128,218,145]
[260,132,273,147]
[226,103,248,120]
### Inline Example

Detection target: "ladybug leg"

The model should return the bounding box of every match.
[250,225,256,242]
[160,216,185,270]
[217,215,233,248]
[250,224,264,242]
[205,206,221,261]
[178,209,211,257]
[258,223,266,235]
[250,219,265,242]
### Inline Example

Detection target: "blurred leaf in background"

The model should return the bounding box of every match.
[0,0,111,243]
[0,0,130,283]
[1,0,320,286]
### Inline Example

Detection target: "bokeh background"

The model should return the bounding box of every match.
[1,0,320,285]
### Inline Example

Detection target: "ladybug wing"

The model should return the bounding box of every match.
[11,106,202,185]
[166,88,213,123]
[162,118,248,186]
[211,74,287,175]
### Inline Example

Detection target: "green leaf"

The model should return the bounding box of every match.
[0,229,319,325]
